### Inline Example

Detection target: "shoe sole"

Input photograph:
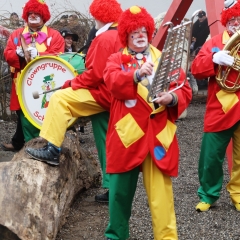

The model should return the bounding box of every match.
[1,144,17,152]
[26,151,59,166]
[230,202,240,211]
[196,208,210,212]
[196,202,216,212]
[95,200,109,203]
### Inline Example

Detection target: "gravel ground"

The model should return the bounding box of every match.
[1,94,239,240]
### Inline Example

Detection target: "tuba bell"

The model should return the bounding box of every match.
[216,30,240,93]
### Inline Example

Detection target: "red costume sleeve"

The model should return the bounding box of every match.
[71,30,122,90]
[167,69,192,121]
[191,34,223,80]
[4,28,24,70]
[104,53,138,100]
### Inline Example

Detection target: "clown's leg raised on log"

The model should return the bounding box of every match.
[26,87,105,164]
[25,0,123,168]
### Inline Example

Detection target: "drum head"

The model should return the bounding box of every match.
[18,56,78,129]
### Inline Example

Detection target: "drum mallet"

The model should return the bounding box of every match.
[32,86,61,99]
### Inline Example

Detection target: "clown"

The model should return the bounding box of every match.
[103,6,192,240]
[25,0,123,203]
[3,0,64,150]
[41,74,55,109]
[25,0,123,207]
[192,0,240,212]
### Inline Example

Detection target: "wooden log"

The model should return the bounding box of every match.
[0,131,101,240]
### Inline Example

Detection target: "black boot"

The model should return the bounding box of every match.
[25,143,60,166]
[95,190,109,203]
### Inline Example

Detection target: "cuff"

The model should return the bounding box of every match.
[167,92,178,107]
[134,70,143,84]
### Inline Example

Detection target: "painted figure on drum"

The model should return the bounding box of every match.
[191,0,240,212]
[2,0,64,149]
[41,74,55,109]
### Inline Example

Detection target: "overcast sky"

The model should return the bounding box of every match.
[0,0,206,20]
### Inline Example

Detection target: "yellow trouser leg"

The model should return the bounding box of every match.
[142,154,178,240]
[227,123,240,203]
[40,87,105,147]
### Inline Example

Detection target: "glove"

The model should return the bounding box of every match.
[16,46,24,58]
[27,46,38,60]
[61,80,72,89]
[212,50,234,66]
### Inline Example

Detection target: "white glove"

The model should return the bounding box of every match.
[16,46,24,58]
[27,46,38,60]
[212,50,234,66]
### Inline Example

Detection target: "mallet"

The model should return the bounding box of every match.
[32,86,61,99]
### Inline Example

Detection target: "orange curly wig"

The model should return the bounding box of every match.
[118,6,155,46]
[89,0,122,23]
[22,0,50,23]
[221,0,240,26]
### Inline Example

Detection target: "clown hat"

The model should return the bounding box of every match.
[118,6,155,46]
[221,0,240,26]
[43,74,54,82]
[89,0,122,23]
[22,0,51,23]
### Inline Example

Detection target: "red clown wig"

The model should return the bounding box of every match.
[89,0,122,23]
[221,0,240,26]
[22,0,51,23]
[118,6,155,46]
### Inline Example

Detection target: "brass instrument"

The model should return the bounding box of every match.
[216,30,240,93]
[147,10,201,102]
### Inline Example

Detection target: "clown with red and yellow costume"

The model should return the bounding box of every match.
[191,0,240,212]
[4,0,64,143]
[103,6,192,240]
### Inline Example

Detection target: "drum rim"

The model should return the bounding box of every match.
[18,55,78,129]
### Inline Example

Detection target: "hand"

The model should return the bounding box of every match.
[16,46,24,58]
[212,50,234,66]
[61,80,72,89]
[27,46,38,60]
[154,92,174,105]
[138,62,154,77]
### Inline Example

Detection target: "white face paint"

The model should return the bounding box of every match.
[132,37,148,48]
[227,25,240,34]
[128,27,149,51]
[28,16,41,24]
[226,17,240,35]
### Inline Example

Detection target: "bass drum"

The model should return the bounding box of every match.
[59,52,85,75]
[17,53,85,130]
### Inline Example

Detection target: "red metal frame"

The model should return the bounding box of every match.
[205,0,224,37]
[152,0,193,50]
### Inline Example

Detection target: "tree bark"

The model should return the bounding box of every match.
[0,131,101,240]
